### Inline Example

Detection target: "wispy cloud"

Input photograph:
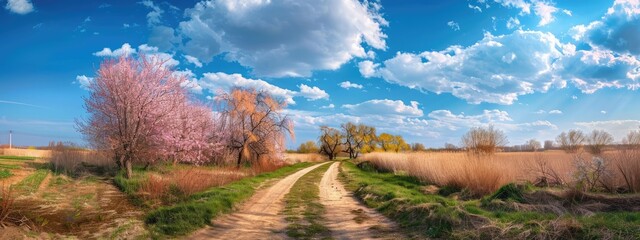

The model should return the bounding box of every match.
[0,100,47,109]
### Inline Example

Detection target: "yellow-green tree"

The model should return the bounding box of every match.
[378,133,409,152]
[341,122,376,159]
[297,140,319,153]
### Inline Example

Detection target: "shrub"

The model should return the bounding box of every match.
[461,126,508,155]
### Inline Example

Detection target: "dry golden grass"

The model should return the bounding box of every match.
[362,150,640,196]
[360,151,577,196]
[283,153,327,164]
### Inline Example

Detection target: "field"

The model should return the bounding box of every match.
[344,150,640,238]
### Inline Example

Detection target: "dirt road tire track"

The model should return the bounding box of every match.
[190,162,330,240]
[319,161,403,240]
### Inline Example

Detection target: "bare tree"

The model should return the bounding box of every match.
[318,126,342,160]
[219,88,294,168]
[622,130,640,148]
[526,139,542,152]
[461,126,508,155]
[543,140,555,150]
[556,130,585,153]
[586,129,614,155]
[411,143,426,152]
[444,143,458,150]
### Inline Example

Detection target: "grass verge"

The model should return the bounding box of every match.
[14,169,49,193]
[339,161,640,239]
[0,169,12,179]
[283,163,332,239]
[0,155,37,161]
[144,162,317,237]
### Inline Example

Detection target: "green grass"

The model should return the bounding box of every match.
[0,163,22,169]
[0,155,37,161]
[0,169,12,179]
[340,160,640,239]
[283,163,332,239]
[144,162,317,237]
[14,169,49,193]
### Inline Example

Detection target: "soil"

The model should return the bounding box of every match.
[319,162,402,239]
[190,162,330,240]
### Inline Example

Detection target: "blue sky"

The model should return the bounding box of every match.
[1,0,640,148]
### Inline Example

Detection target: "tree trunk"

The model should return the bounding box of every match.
[125,159,133,179]
[236,151,243,168]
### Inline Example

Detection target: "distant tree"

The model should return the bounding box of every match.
[219,88,294,168]
[377,133,394,152]
[340,122,376,158]
[556,130,585,153]
[544,140,555,150]
[297,141,319,154]
[318,126,342,160]
[526,139,542,152]
[586,129,614,155]
[444,143,458,150]
[391,135,410,153]
[461,126,508,155]
[411,143,426,152]
[622,130,640,147]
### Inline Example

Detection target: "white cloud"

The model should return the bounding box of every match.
[177,0,388,77]
[549,109,562,114]
[533,0,558,26]
[563,9,572,16]
[575,120,640,141]
[363,30,569,105]
[5,0,33,14]
[469,4,482,12]
[571,0,640,55]
[358,61,379,78]
[184,55,203,68]
[75,75,94,90]
[93,43,137,57]
[601,110,608,114]
[572,95,578,99]
[298,84,329,101]
[199,72,298,104]
[342,99,423,117]
[506,17,521,29]
[173,69,203,94]
[197,72,329,104]
[494,0,531,14]
[320,104,335,109]
[139,0,163,26]
[339,81,363,89]
[447,21,461,31]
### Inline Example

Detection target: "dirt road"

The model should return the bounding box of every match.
[190,162,330,240]
[319,162,401,239]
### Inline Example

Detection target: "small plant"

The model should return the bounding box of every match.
[0,185,16,228]
[0,169,12,179]
[572,154,610,192]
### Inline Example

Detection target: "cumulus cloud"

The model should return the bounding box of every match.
[5,0,33,14]
[533,0,558,26]
[362,31,569,105]
[469,4,482,12]
[571,0,640,55]
[298,84,329,101]
[93,43,180,67]
[342,99,423,117]
[447,21,461,31]
[494,0,531,14]
[93,43,137,57]
[139,0,163,26]
[184,55,203,68]
[339,81,363,89]
[177,0,388,77]
[197,72,329,104]
[506,17,521,29]
[358,61,379,78]
[554,48,640,93]
[75,75,94,90]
